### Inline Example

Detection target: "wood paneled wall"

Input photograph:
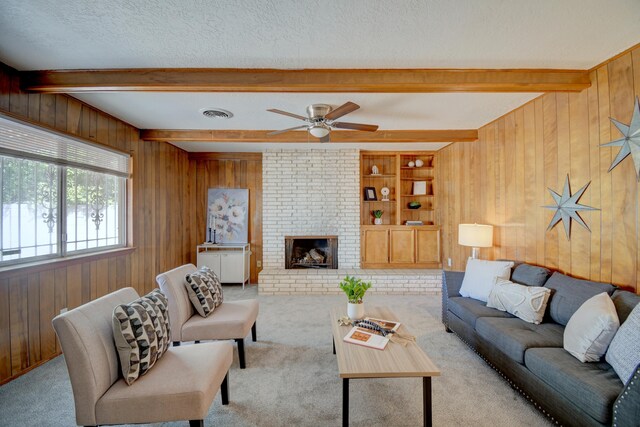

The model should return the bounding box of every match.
[436,45,640,294]
[189,153,262,284]
[0,62,193,384]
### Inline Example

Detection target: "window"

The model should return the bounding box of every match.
[0,116,129,266]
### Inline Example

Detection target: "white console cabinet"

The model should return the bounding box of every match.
[196,244,251,287]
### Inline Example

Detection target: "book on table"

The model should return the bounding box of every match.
[342,317,402,350]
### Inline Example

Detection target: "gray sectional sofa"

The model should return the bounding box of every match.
[442,263,640,426]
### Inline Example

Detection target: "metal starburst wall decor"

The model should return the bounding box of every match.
[543,175,598,240]
[602,97,640,180]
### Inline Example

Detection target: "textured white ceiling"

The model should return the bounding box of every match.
[1,1,639,151]
[71,92,539,130]
[1,0,639,70]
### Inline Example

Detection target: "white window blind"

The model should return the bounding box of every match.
[0,116,129,177]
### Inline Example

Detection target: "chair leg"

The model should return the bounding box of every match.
[221,371,229,405]
[235,338,246,369]
[251,322,257,342]
[189,420,204,427]
[194,340,200,344]
[173,341,180,346]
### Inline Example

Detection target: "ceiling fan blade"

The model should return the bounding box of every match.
[324,102,360,120]
[319,134,331,143]
[332,122,379,132]
[266,108,308,121]
[267,125,309,135]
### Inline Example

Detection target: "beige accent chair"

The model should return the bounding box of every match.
[52,287,232,427]
[156,264,259,369]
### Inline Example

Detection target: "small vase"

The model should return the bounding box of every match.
[374,218,382,225]
[347,302,365,320]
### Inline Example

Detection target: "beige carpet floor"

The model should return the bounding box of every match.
[0,285,552,427]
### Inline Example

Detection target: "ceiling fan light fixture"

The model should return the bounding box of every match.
[309,124,330,138]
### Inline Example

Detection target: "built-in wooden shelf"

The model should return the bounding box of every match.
[400,177,434,181]
[363,200,396,203]
[362,174,396,178]
[401,194,434,197]
[400,166,433,170]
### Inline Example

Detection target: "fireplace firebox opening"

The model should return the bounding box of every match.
[284,236,338,269]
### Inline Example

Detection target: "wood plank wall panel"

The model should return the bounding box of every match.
[436,46,640,294]
[190,153,262,284]
[0,62,193,384]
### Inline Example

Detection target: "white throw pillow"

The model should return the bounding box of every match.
[605,303,640,384]
[563,293,620,363]
[487,278,551,324]
[459,259,514,302]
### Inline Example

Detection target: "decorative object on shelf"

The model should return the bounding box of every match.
[458,223,494,259]
[601,97,640,180]
[415,159,424,167]
[372,210,383,225]
[371,164,380,175]
[407,161,415,168]
[413,181,427,195]
[207,188,249,244]
[364,186,377,201]
[380,187,390,201]
[408,201,421,209]
[339,275,372,320]
[543,175,598,240]
[406,220,424,225]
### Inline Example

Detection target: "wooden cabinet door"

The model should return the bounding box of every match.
[362,229,389,264]
[389,229,415,263]
[416,229,440,263]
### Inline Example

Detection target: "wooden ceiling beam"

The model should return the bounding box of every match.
[21,68,590,93]
[140,129,478,143]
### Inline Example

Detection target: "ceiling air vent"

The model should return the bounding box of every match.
[200,108,233,119]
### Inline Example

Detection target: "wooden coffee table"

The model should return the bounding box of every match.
[330,306,440,427]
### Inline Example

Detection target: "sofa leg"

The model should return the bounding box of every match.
[221,372,229,405]
[189,420,204,427]
[251,322,257,342]
[235,338,246,369]
[173,341,180,346]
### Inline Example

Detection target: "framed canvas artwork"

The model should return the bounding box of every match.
[207,188,249,243]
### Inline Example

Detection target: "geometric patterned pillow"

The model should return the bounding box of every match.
[199,266,223,307]
[112,289,171,385]
[185,266,223,317]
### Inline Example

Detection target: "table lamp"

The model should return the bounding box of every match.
[458,223,493,259]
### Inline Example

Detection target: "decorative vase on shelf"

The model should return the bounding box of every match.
[374,217,382,225]
[415,159,424,167]
[347,302,365,320]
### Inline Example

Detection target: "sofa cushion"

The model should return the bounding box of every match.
[447,296,514,328]
[544,272,615,326]
[476,317,564,364]
[95,342,233,425]
[459,259,514,302]
[511,264,551,287]
[525,347,623,424]
[182,299,259,341]
[564,293,620,362]
[486,279,551,324]
[112,290,171,385]
[606,303,640,384]
[611,289,640,324]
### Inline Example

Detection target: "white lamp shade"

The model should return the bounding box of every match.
[458,224,493,248]
[309,126,330,138]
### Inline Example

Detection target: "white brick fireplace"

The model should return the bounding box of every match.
[261,148,361,269]
[258,148,442,296]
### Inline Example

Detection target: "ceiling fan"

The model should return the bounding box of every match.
[266,102,379,142]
